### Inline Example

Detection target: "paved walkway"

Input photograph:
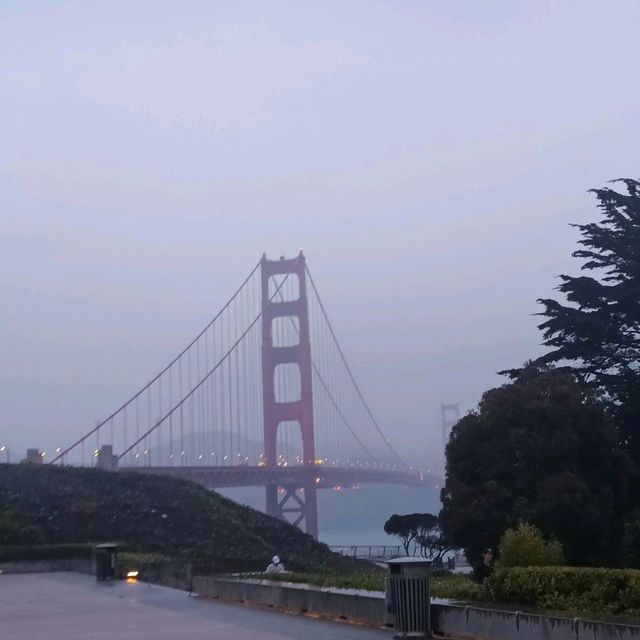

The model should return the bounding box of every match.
[0,572,390,639]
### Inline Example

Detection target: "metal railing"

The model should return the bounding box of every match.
[329,545,402,559]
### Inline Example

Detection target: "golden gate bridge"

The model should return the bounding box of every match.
[51,253,432,538]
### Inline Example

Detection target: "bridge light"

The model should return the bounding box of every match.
[144,450,148,455]
[181,451,185,456]
[198,455,203,460]
[135,453,140,459]
[315,477,320,484]
[223,455,228,461]
[56,447,61,453]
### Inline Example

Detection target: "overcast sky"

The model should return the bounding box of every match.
[1,1,639,465]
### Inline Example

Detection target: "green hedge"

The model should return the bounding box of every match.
[254,570,385,592]
[484,567,640,616]
[431,574,482,600]
[254,570,481,601]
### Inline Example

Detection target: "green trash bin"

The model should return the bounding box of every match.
[94,544,118,582]
[387,558,432,639]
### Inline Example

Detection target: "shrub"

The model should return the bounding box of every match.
[497,522,564,568]
[0,510,43,545]
[431,574,482,600]
[257,570,385,592]
[484,566,640,616]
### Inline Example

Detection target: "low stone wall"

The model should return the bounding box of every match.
[137,560,192,591]
[0,558,93,575]
[193,575,389,626]
[193,575,640,640]
[432,603,640,640]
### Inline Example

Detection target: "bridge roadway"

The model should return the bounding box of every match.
[119,465,428,489]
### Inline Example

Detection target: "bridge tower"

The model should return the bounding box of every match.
[441,403,460,450]
[261,252,318,538]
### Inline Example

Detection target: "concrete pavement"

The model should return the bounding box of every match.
[0,572,391,640]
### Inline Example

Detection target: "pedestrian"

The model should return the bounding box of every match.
[472,548,494,582]
[265,555,285,574]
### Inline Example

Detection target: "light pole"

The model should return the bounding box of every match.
[0,446,9,463]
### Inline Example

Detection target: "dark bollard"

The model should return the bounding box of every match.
[94,544,118,582]
[386,558,432,639]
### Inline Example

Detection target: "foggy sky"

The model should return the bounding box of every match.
[2,1,639,467]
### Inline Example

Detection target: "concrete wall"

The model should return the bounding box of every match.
[193,576,390,626]
[432,603,640,640]
[193,576,640,640]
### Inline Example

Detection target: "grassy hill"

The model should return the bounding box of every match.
[0,464,356,572]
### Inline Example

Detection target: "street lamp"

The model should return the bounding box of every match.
[0,446,9,463]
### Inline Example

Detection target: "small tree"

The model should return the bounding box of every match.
[384,513,449,559]
[384,514,422,554]
[498,522,564,568]
[415,521,452,562]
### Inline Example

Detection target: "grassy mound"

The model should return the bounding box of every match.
[0,464,356,572]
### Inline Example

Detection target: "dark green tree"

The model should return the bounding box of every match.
[536,179,640,460]
[439,364,627,566]
[384,513,439,556]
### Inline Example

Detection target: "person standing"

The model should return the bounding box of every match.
[265,555,285,574]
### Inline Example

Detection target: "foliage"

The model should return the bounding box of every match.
[257,569,481,601]
[384,513,430,554]
[497,522,564,568]
[439,364,624,567]
[534,179,640,465]
[484,566,640,617]
[431,574,482,600]
[0,464,362,573]
[619,514,640,568]
[415,525,452,562]
[258,570,386,592]
[384,513,450,559]
[258,566,640,619]
[0,510,43,545]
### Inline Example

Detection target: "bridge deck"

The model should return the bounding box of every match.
[120,465,429,489]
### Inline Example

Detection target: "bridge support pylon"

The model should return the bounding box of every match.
[261,252,318,539]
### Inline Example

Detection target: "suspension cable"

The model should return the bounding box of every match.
[50,260,262,465]
[305,265,407,466]
[118,273,291,460]
[275,289,377,460]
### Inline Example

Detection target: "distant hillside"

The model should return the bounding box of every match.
[0,464,356,572]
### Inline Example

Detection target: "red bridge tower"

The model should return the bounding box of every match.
[261,252,318,538]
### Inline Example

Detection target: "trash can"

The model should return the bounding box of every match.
[386,558,432,639]
[94,544,118,582]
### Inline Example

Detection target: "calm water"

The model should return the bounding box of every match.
[319,527,397,548]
